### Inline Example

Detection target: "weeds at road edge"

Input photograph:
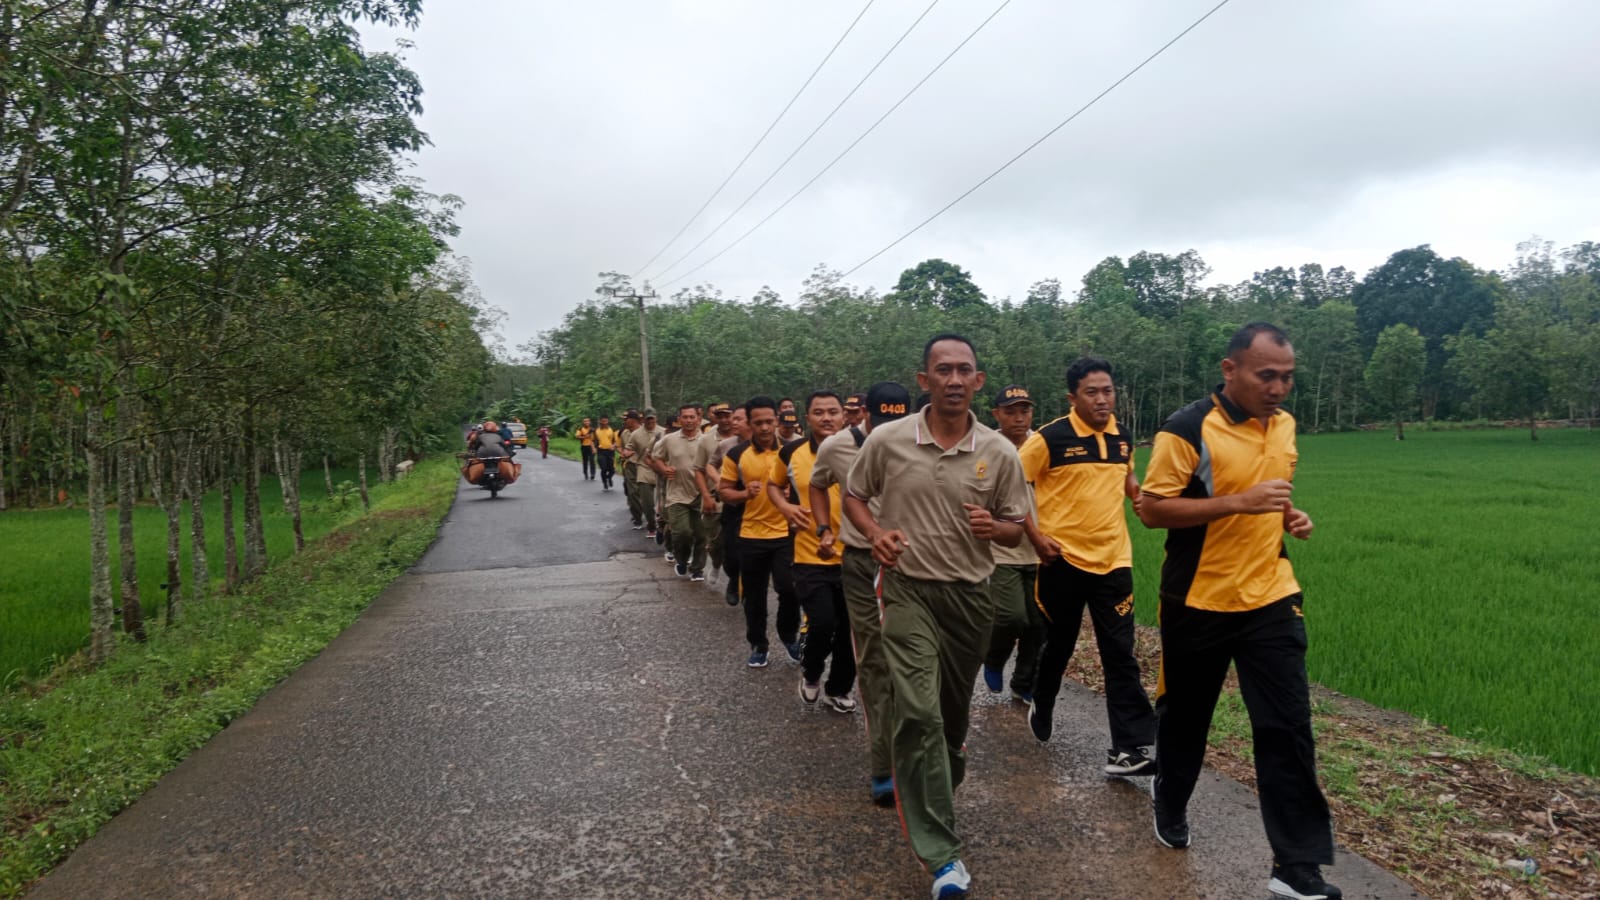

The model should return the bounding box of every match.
[0,459,457,897]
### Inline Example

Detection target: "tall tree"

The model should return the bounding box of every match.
[887,258,988,310]
[1365,324,1426,440]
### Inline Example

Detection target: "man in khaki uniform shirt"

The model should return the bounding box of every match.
[810,381,909,807]
[652,403,715,579]
[844,335,1030,899]
[981,384,1045,704]
[621,409,663,539]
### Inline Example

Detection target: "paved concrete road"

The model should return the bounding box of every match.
[32,454,1422,898]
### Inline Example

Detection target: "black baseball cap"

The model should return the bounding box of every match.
[865,382,911,426]
[843,393,865,410]
[778,410,800,426]
[992,384,1033,408]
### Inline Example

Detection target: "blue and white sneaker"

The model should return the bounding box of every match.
[930,860,971,898]
[747,648,769,668]
[982,665,1004,693]
[870,775,895,807]
[782,639,802,662]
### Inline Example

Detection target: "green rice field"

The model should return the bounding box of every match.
[1128,427,1600,775]
[0,467,387,687]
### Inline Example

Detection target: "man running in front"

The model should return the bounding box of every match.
[1020,359,1158,781]
[575,417,596,481]
[845,335,1030,900]
[1137,322,1339,900]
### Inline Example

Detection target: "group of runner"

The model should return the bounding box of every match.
[571,326,1341,900]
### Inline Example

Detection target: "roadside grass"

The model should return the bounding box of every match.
[0,466,378,688]
[546,435,580,461]
[1127,428,1600,776]
[0,457,457,897]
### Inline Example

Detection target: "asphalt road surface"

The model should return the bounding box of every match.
[32,454,1422,898]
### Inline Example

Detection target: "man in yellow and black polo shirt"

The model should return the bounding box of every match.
[769,390,856,712]
[574,417,596,481]
[1020,360,1158,779]
[719,396,800,668]
[845,334,1031,899]
[1137,322,1337,900]
[594,415,619,491]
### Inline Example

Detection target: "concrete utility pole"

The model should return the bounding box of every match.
[605,285,658,411]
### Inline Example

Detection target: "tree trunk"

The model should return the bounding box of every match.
[148,445,182,623]
[323,453,335,498]
[357,452,370,511]
[86,404,115,664]
[1395,417,1405,441]
[116,395,146,642]
[243,440,266,579]
[187,438,208,607]
[274,439,304,553]
[1529,417,1538,442]
[221,462,239,592]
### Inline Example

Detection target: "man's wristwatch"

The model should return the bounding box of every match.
[815,524,832,537]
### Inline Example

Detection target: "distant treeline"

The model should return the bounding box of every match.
[490,240,1598,440]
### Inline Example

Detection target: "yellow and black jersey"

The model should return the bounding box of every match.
[595,427,618,450]
[772,436,841,566]
[1018,411,1133,574]
[575,426,595,447]
[1141,388,1301,613]
[721,440,788,540]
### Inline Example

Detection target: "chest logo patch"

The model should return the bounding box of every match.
[974,461,987,480]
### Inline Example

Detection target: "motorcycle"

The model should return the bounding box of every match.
[460,453,520,499]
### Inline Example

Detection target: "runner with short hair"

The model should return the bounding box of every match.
[720,396,801,668]
[595,415,619,491]
[1137,323,1339,900]
[575,417,596,481]
[844,335,1031,899]
[1021,359,1158,781]
[769,390,855,712]
[652,404,715,580]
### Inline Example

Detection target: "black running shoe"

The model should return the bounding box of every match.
[1152,789,1191,849]
[1104,747,1157,776]
[724,585,740,606]
[1027,698,1053,742]
[1268,863,1342,899]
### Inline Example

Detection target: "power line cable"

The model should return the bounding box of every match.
[631,0,878,278]
[660,0,1011,289]
[840,0,1232,279]
[649,0,942,283]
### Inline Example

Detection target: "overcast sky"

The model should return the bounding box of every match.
[363,0,1600,355]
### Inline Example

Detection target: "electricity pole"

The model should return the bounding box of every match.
[605,285,658,411]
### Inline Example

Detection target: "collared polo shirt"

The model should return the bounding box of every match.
[771,435,841,566]
[1141,387,1301,612]
[722,440,788,540]
[595,426,618,450]
[811,427,872,550]
[992,430,1040,568]
[618,426,636,474]
[1018,411,1134,574]
[624,425,663,485]
[576,426,594,447]
[846,407,1030,584]
[652,429,712,506]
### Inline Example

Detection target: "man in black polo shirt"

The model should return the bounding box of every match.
[1138,322,1338,900]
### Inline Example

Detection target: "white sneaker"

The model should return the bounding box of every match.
[930,859,971,898]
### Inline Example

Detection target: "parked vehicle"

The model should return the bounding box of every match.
[505,421,529,447]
